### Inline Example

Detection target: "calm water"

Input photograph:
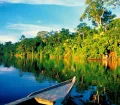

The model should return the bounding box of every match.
[0,56,120,105]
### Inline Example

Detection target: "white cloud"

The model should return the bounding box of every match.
[6,23,75,38]
[6,23,60,31]
[0,0,85,6]
[6,23,61,37]
[0,23,75,43]
[0,34,18,43]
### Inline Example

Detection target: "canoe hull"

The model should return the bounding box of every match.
[6,76,76,105]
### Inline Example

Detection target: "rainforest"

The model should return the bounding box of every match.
[0,0,120,105]
[0,0,120,60]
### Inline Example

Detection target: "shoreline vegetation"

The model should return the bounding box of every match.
[0,17,120,60]
[0,0,120,61]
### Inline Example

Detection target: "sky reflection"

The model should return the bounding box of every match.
[0,65,57,105]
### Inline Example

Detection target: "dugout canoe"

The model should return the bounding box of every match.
[6,76,76,105]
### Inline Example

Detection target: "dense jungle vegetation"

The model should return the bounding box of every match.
[0,0,120,59]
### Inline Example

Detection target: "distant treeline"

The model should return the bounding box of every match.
[0,18,120,59]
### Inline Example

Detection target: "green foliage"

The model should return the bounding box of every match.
[0,0,119,59]
[80,0,116,28]
[0,18,120,59]
[20,35,25,41]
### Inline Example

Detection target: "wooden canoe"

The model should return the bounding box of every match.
[6,76,76,105]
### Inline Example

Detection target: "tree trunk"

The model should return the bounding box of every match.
[32,47,33,59]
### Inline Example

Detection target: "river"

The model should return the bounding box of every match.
[0,56,120,105]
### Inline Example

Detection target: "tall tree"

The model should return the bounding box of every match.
[37,31,48,43]
[80,0,116,28]
[76,23,91,40]
[20,35,25,41]
[5,41,12,46]
[59,28,70,41]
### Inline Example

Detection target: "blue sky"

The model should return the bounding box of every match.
[0,0,120,43]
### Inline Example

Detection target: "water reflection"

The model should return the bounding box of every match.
[0,65,16,72]
[0,56,120,104]
[0,58,58,104]
[102,59,118,70]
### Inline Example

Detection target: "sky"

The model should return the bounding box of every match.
[0,0,120,43]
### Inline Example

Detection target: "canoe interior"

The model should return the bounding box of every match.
[28,76,76,97]
[30,76,76,105]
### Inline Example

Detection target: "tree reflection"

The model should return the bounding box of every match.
[0,56,120,104]
[103,59,117,71]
